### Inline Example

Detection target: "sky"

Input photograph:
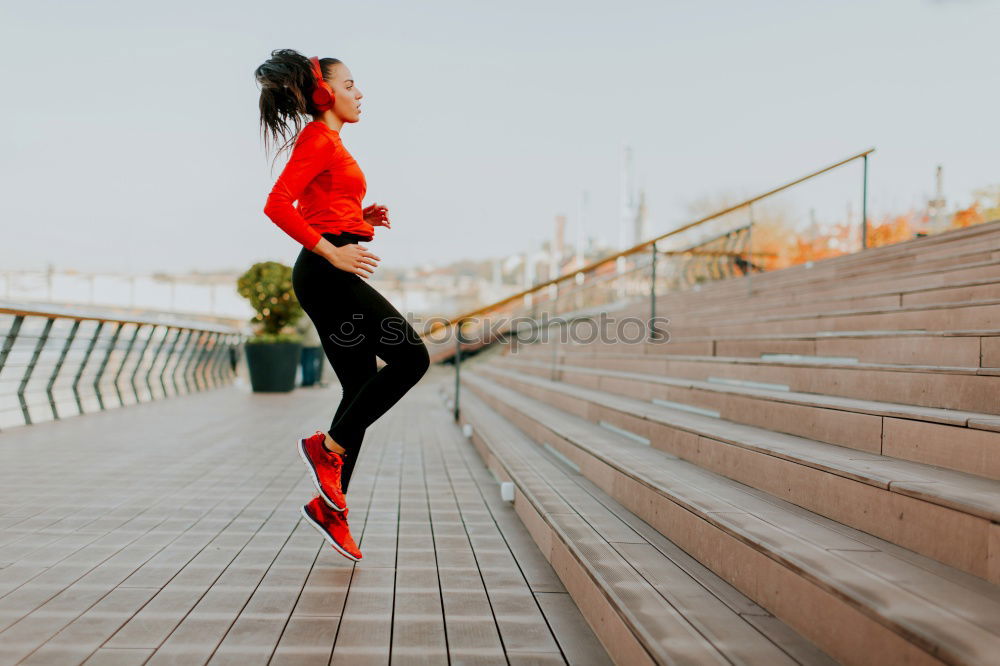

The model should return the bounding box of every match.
[1,0,997,275]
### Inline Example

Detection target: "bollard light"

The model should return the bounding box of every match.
[462,423,473,438]
[500,481,515,502]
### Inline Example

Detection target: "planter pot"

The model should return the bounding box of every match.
[245,341,302,392]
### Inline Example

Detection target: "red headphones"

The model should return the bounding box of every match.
[309,56,335,111]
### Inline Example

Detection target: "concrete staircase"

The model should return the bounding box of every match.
[442,219,1000,665]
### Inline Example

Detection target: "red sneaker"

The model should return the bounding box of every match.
[301,495,362,561]
[297,431,346,511]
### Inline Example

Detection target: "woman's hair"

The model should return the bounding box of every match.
[254,48,343,160]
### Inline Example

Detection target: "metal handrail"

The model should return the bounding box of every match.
[0,304,239,333]
[0,305,246,430]
[439,148,875,420]
[425,148,874,336]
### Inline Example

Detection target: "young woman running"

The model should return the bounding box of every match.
[255,48,431,561]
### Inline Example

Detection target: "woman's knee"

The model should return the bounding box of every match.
[415,342,431,377]
[404,341,430,381]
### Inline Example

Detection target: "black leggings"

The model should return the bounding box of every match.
[292,231,431,494]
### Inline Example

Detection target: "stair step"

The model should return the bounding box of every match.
[459,370,1000,666]
[476,363,1000,582]
[451,384,836,665]
[511,349,1000,415]
[671,298,1000,338]
[543,329,1000,370]
[640,269,1000,323]
[497,355,1000,479]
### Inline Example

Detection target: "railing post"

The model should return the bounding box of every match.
[217,334,235,384]
[129,324,156,403]
[211,332,230,386]
[73,320,104,415]
[192,331,210,389]
[93,321,124,411]
[179,330,203,395]
[202,332,225,390]
[216,333,232,386]
[48,319,80,421]
[191,331,217,392]
[171,329,195,396]
[861,153,869,250]
[0,315,25,431]
[18,317,54,425]
[161,327,186,397]
[453,320,462,422]
[214,334,230,384]
[747,203,755,295]
[112,323,143,407]
[649,242,658,342]
[550,318,558,381]
[0,314,24,379]
[151,326,179,399]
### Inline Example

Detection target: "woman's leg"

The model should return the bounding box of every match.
[318,329,378,494]
[323,277,430,491]
[291,232,430,495]
[293,245,372,493]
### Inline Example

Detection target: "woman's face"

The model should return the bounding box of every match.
[329,63,363,123]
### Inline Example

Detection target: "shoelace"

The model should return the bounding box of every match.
[323,503,349,526]
[326,453,344,475]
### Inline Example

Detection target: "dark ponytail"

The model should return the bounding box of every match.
[254,48,343,161]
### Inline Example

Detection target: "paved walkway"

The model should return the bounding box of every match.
[0,364,610,665]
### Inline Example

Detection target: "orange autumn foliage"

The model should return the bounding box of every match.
[747,205,989,272]
[867,212,922,248]
[952,203,984,229]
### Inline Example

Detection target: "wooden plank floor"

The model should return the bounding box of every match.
[0,364,610,665]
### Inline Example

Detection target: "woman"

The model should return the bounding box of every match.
[255,48,431,562]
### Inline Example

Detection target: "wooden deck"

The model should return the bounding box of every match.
[0,363,610,665]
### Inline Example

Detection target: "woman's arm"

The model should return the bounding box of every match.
[262,131,331,252]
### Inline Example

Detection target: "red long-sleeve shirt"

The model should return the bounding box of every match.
[263,120,373,249]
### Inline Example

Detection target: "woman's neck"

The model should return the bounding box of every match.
[315,111,344,133]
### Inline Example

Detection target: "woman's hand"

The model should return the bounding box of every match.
[324,243,381,279]
[363,202,391,228]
